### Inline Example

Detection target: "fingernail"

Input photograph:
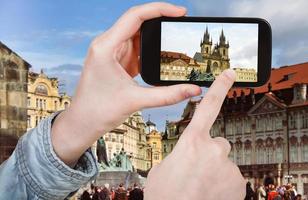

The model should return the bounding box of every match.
[177,5,186,11]
[224,69,236,80]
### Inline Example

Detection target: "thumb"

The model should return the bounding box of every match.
[137,84,202,108]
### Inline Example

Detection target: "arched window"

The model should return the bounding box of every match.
[64,102,69,109]
[213,62,218,68]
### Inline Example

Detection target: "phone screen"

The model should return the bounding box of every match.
[160,22,259,82]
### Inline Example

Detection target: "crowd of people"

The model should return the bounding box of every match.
[245,182,304,200]
[79,183,144,200]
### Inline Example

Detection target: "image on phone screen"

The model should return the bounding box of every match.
[160,22,258,82]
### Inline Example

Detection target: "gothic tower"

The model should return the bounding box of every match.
[200,26,212,56]
[218,29,230,70]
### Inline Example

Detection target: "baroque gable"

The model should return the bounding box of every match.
[248,93,286,115]
[170,59,188,66]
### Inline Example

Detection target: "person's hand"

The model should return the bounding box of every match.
[51,2,201,166]
[144,69,246,200]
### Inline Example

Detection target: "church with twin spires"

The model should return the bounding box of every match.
[193,26,230,76]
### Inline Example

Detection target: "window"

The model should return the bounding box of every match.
[27,115,31,128]
[244,148,251,165]
[170,144,174,151]
[163,144,167,153]
[302,144,308,162]
[39,99,42,109]
[64,102,69,109]
[276,146,283,163]
[54,101,58,110]
[154,153,159,160]
[302,113,308,129]
[236,148,241,165]
[35,116,38,126]
[153,142,157,148]
[43,100,46,110]
[36,98,39,108]
[289,115,296,129]
[290,144,298,162]
[27,97,31,107]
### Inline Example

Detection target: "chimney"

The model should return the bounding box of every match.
[250,88,255,105]
[268,82,272,92]
[233,91,237,104]
[241,90,246,103]
[292,83,307,104]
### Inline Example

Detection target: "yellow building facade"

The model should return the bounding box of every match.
[234,68,257,82]
[27,70,71,130]
[146,120,163,168]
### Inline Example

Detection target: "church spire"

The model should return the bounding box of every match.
[203,25,211,44]
[219,28,226,45]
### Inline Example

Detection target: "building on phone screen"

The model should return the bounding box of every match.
[160,27,257,82]
[162,62,308,198]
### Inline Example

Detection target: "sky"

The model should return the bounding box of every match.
[1,0,307,131]
[161,22,258,70]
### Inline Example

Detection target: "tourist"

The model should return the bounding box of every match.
[244,181,255,200]
[267,184,279,200]
[128,183,143,200]
[257,184,267,200]
[92,186,101,200]
[80,190,92,200]
[100,183,111,200]
[115,183,127,200]
[0,2,245,199]
[295,194,302,200]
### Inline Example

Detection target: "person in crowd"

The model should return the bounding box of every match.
[100,183,111,200]
[92,186,101,200]
[295,194,302,200]
[267,184,279,200]
[129,183,143,200]
[0,2,245,200]
[80,189,92,200]
[257,184,267,200]
[115,183,127,200]
[245,181,255,200]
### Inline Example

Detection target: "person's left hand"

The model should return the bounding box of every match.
[51,2,202,166]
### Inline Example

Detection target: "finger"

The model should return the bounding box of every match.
[137,84,201,108]
[105,2,186,46]
[187,69,236,137]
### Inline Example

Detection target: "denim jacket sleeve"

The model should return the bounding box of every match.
[0,112,99,200]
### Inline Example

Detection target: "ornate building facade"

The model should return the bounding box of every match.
[27,70,71,130]
[146,119,163,168]
[162,62,308,197]
[160,51,200,81]
[0,42,30,163]
[102,112,151,172]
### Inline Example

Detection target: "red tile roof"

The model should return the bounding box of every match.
[161,51,192,60]
[228,62,308,98]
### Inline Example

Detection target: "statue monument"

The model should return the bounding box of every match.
[95,139,142,187]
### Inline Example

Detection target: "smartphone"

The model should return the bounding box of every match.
[140,17,272,87]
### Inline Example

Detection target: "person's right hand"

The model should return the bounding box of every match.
[145,69,246,200]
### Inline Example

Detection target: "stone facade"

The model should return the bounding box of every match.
[145,119,163,168]
[0,42,30,163]
[102,112,150,172]
[162,62,308,197]
[27,70,71,130]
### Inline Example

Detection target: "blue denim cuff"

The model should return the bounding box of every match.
[16,111,99,200]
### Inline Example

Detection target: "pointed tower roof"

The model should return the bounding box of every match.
[202,26,211,44]
[219,28,226,45]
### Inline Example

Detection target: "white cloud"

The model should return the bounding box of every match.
[189,0,308,66]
